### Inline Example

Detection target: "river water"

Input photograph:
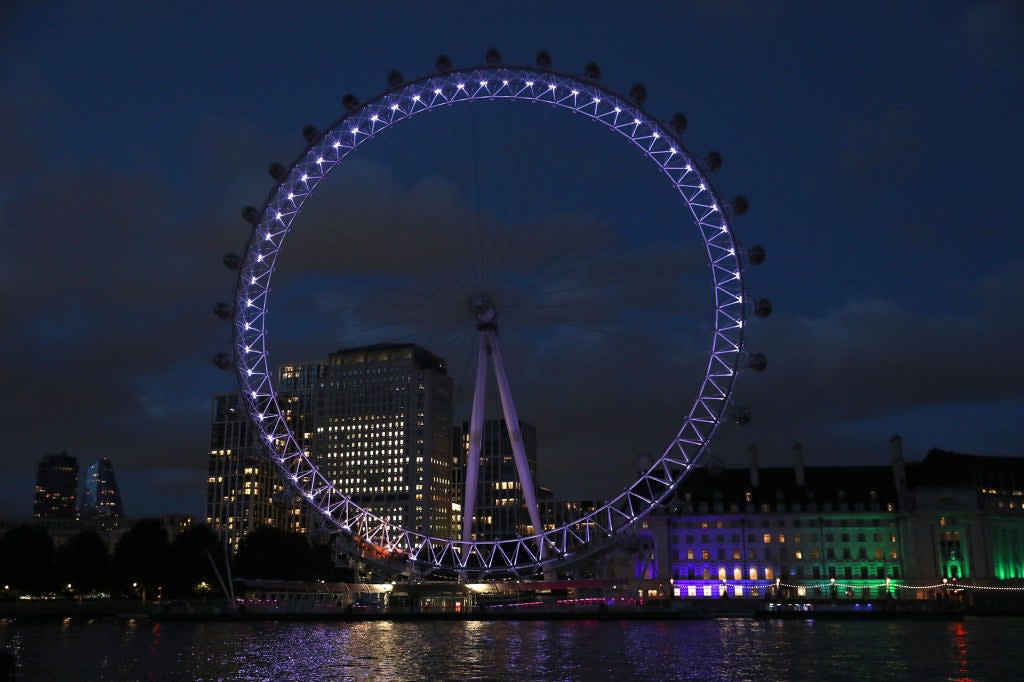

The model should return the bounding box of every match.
[3,618,1023,681]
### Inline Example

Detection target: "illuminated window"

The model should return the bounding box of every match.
[718,567,727,580]
[795,550,803,560]
[733,567,742,580]
[778,534,785,543]
[687,549,694,560]
[749,567,758,580]
[764,567,774,580]
[687,585,697,597]
[763,534,771,544]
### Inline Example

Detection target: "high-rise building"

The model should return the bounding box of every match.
[279,343,455,537]
[454,418,538,540]
[33,452,79,519]
[206,393,305,554]
[80,457,123,521]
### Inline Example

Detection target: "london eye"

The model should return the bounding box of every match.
[218,51,769,578]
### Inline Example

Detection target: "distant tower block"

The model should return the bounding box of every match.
[80,457,124,520]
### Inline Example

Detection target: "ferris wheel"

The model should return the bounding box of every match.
[215,50,770,579]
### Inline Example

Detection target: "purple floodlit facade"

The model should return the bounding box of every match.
[232,65,747,578]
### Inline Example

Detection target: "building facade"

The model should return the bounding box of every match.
[206,393,303,554]
[33,452,79,520]
[627,438,1024,598]
[453,419,539,540]
[80,457,124,521]
[278,343,455,537]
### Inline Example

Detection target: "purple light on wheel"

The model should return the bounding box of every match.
[231,64,750,579]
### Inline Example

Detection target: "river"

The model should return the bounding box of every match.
[3,618,1023,681]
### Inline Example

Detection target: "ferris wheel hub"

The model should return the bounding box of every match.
[469,293,497,327]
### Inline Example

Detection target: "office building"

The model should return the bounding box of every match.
[80,457,123,521]
[279,343,455,537]
[206,393,304,554]
[33,452,79,520]
[453,419,539,540]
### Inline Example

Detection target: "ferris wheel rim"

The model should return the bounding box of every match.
[232,64,747,578]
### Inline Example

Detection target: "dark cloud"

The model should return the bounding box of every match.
[3,2,1022,519]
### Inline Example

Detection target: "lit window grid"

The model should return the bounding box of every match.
[230,66,747,577]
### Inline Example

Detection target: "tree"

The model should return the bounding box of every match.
[233,526,314,580]
[55,531,110,593]
[112,519,170,596]
[166,524,227,597]
[0,525,56,592]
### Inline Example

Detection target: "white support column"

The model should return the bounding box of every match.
[461,334,489,543]
[487,331,545,547]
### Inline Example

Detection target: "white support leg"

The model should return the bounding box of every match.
[461,333,489,543]
[486,332,545,546]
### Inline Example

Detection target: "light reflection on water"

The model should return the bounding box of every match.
[3,617,1024,681]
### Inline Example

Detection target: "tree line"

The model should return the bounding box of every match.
[0,521,348,598]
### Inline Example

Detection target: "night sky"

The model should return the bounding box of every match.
[3,2,1022,518]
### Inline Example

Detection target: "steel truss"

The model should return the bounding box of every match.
[233,65,746,578]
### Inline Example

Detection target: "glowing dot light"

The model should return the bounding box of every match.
[480,80,488,87]
[412,95,421,102]
[525,81,534,87]
[434,88,442,95]
[370,114,379,122]
[391,103,400,111]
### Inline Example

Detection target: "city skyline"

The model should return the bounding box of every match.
[2,3,1022,519]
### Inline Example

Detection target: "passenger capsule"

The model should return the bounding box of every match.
[628,83,647,107]
[705,151,722,172]
[213,302,233,320]
[302,125,319,144]
[485,48,502,65]
[387,70,403,88]
[241,205,259,225]
[535,50,552,69]
[731,195,749,216]
[222,253,241,271]
[747,244,767,265]
[268,163,286,181]
[212,352,233,370]
[747,353,768,372]
[342,94,360,112]
[435,54,453,73]
[670,113,688,134]
[731,406,753,425]
[583,62,601,80]
[753,298,773,318]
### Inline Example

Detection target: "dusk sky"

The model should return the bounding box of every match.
[2,2,1022,518]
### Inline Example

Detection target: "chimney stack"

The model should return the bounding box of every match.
[890,434,906,491]
[794,441,806,487]
[749,444,760,488]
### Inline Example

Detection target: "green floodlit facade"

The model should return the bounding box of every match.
[629,441,1024,594]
